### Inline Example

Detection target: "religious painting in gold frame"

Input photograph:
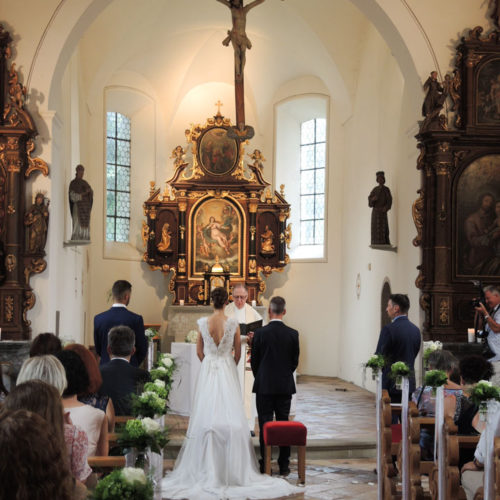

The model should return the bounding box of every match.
[190,198,245,277]
[198,127,239,176]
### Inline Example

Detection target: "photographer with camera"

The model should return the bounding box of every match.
[475,285,500,385]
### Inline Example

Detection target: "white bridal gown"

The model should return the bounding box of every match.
[161,317,301,500]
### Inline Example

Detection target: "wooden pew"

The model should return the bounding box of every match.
[406,402,434,499]
[429,416,479,500]
[115,415,134,425]
[88,456,125,471]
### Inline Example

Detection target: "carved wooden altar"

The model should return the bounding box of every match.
[414,25,500,341]
[142,111,291,304]
[0,27,49,339]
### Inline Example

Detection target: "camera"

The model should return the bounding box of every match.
[471,297,485,308]
[471,279,486,309]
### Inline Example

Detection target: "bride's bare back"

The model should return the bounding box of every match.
[197,310,241,363]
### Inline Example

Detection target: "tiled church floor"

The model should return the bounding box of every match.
[163,376,378,499]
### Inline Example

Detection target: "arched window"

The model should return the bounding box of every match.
[106,112,131,242]
[275,94,329,260]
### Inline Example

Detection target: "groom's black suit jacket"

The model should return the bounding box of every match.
[251,320,299,395]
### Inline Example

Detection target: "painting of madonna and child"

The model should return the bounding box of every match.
[192,199,242,275]
[456,154,500,277]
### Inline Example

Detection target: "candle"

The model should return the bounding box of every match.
[251,300,256,307]
[467,328,475,343]
[179,299,184,306]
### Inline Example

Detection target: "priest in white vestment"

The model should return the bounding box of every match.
[225,284,262,324]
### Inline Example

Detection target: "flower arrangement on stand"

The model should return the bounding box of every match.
[92,467,153,500]
[131,391,167,419]
[422,340,442,370]
[145,328,158,342]
[470,380,500,417]
[150,352,177,394]
[143,380,168,399]
[424,369,448,395]
[363,354,385,381]
[391,361,410,389]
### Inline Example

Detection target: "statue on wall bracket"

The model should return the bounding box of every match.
[68,164,93,244]
[368,171,395,250]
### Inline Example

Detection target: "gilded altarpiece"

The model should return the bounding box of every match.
[415,26,500,341]
[0,27,49,339]
[143,111,291,304]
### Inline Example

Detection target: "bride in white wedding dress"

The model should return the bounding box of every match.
[161,287,301,500]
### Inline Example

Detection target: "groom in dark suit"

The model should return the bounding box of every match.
[94,280,147,367]
[251,296,300,476]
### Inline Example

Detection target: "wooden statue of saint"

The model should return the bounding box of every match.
[368,171,392,246]
[24,192,49,254]
[69,164,93,241]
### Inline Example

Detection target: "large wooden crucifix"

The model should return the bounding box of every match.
[216,0,267,140]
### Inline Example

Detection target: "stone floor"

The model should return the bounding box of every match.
[163,376,378,499]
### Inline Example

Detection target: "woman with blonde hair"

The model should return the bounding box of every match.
[17,354,67,395]
[3,380,92,486]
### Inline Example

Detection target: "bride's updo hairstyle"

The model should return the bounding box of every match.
[211,287,228,310]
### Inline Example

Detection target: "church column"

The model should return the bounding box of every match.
[248,199,257,278]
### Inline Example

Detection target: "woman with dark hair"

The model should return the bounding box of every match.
[55,350,108,456]
[65,343,115,432]
[3,380,92,486]
[0,409,79,500]
[29,332,62,357]
[161,287,300,499]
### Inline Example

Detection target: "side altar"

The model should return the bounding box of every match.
[142,110,291,304]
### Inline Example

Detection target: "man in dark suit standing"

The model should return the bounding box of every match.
[251,296,300,476]
[99,325,150,415]
[375,293,421,402]
[94,280,147,366]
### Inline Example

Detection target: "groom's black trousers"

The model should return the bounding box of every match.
[256,393,292,469]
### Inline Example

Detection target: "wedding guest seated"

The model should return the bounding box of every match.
[460,402,500,500]
[55,350,108,456]
[65,343,115,432]
[17,354,68,396]
[0,409,86,500]
[412,350,463,460]
[3,380,92,487]
[29,332,62,357]
[98,325,150,416]
[447,355,494,436]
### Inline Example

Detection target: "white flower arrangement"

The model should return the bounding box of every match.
[141,417,161,435]
[159,356,173,368]
[154,379,166,389]
[423,340,443,367]
[185,330,198,343]
[145,328,157,341]
[122,467,147,485]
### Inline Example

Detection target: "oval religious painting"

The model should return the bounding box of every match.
[198,127,238,176]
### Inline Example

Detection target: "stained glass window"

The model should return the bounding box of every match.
[106,112,131,242]
[300,118,326,245]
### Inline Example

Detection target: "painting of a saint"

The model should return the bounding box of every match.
[199,128,238,175]
[456,155,500,276]
[192,199,242,275]
[477,59,500,124]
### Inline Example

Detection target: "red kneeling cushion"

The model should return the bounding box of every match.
[263,421,307,446]
[391,423,402,444]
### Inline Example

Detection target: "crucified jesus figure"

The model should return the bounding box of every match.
[217,0,266,80]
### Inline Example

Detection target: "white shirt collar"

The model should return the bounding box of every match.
[112,303,127,308]
[110,356,130,363]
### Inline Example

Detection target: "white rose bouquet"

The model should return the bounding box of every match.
[117,418,169,454]
[131,390,167,418]
[145,328,158,342]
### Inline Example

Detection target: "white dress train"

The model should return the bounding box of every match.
[161,317,301,499]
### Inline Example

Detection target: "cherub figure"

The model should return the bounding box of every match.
[216,0,266,79]
[170,145,186,170]
[248,149,266,170]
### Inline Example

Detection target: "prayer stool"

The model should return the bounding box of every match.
[263,421,307,484]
